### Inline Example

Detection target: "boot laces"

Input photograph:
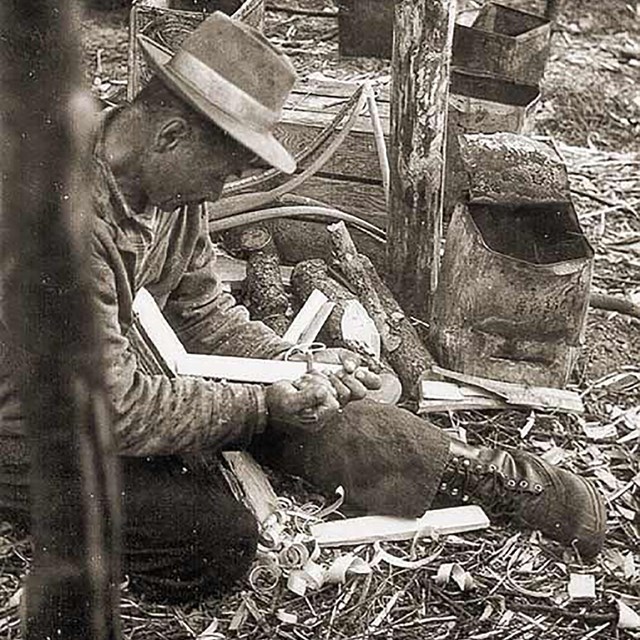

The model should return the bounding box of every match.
[445,457,544,522]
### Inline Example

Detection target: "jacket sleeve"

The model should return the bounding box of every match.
[163,212,292,359]
[90,233,268,457]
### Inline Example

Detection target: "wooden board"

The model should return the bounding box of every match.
[290,175,388,217]
[221,451,279,525]
[311,505,490,547]
[432,366,585,413]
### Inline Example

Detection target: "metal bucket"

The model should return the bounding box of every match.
[453,2,551,86]
[431,201,594,387]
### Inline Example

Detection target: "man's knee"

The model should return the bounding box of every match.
[122,456,259,602]
[196,495,259,591]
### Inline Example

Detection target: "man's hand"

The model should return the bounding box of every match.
[310,348,381,407]
[266,373,340,433]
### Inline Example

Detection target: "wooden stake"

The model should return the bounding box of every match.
[544,0,562,22]
[387,0,457,320]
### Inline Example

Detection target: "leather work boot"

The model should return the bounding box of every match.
[436,440,606,559]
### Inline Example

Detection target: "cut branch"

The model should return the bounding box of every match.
[328,222,437,396]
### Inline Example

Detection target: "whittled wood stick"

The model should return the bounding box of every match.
[328,222,437,395]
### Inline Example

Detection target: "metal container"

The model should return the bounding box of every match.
[337,0,394,59]
[444,71,541,218]
[432,134,594,387]
[338,0,550,86]
[452,2,551,86]
[431,202,594,387]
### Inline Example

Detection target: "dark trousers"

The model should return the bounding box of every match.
[0,399,450,603]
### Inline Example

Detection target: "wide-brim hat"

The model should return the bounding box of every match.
[138,12,296,174]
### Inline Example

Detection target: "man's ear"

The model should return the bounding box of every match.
[154,117,189,153]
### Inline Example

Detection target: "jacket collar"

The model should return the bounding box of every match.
[92,107,137,224]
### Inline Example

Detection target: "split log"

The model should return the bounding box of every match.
[270,216,387,276]
[387,0,457,320]
[328,222,437,396]
[290,259,360,348]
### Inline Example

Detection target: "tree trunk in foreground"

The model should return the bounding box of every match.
[0,3,121,638]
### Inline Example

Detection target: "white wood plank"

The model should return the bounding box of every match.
[177,353,341,383]
[132,288,185,373]
[311,506,490,547]
[282,289,333,344]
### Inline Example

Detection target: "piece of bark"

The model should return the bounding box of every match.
[328,222,437,395]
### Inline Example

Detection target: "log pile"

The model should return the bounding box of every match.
[219,219,437,399]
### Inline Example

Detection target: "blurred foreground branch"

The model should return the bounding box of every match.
[0,2,121,638]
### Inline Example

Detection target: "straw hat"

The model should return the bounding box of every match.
[138,12,297,174]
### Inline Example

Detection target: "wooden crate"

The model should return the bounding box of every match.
[127,0,264,99]
[277,74,540,220]
[276,78,390,218]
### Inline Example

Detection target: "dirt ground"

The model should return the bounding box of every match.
[0,2,638,639]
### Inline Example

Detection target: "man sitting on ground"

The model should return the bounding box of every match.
[0,13,606,602]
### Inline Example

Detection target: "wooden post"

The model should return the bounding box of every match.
[544,0,562,22]
[0,2,121,639]
[387,0,457,321]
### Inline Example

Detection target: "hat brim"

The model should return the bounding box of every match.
[139,36,296,175]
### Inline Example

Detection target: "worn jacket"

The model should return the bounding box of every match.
[0,111,291,475]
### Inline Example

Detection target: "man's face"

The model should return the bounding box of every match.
[141,117,257,212]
